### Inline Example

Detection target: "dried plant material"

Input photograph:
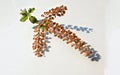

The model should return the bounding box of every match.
[20,5,102,61]
[32,5,93,58]
[41,5,67,20]
[80,46,89,54]
[83,50,92,57]
[32,19,49,57]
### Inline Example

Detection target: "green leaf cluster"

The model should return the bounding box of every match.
[20,8,38,24]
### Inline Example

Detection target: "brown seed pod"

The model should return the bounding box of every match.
[80,46,89,54]
[83,50,92,57]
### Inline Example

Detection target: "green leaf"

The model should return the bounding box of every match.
[40,26,45,30]
[20,9,28,16]
[44,22,48,25]
[20,16,28,22]
[29,16,37,24]
[28,8,35,13]
[20,13,27,16]
[28,13,32,17]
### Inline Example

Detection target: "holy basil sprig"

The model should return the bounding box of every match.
[20,8,38,24]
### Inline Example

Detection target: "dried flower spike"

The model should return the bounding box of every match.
[20,5,101,61]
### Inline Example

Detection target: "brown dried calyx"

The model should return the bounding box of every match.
[41,5,67,20]
[32,5,92,57]
[32,20,46,57]
[46,20,93,57]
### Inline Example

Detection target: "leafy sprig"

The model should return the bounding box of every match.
[20,8,38,24]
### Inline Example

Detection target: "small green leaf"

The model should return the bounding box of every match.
[40,26,45,30]
[20,9,28,16]
[44,22,48,25]
[29,16,37,24]
[28,13,32,17]
[20,16,28,22]
[28,8,35,13]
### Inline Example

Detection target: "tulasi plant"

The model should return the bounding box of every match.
[19,5,101,61]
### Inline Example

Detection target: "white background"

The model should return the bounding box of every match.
[105,0,120,75]
[0,0,119,75]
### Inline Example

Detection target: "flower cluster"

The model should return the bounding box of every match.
[32,21,46,57]
[32,21,93,57]
[30,5,100,60]
[41,5,67,20]
[46,20,93,57]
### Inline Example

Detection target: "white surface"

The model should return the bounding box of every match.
[0,0,104,75]
[105,0,120,75]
